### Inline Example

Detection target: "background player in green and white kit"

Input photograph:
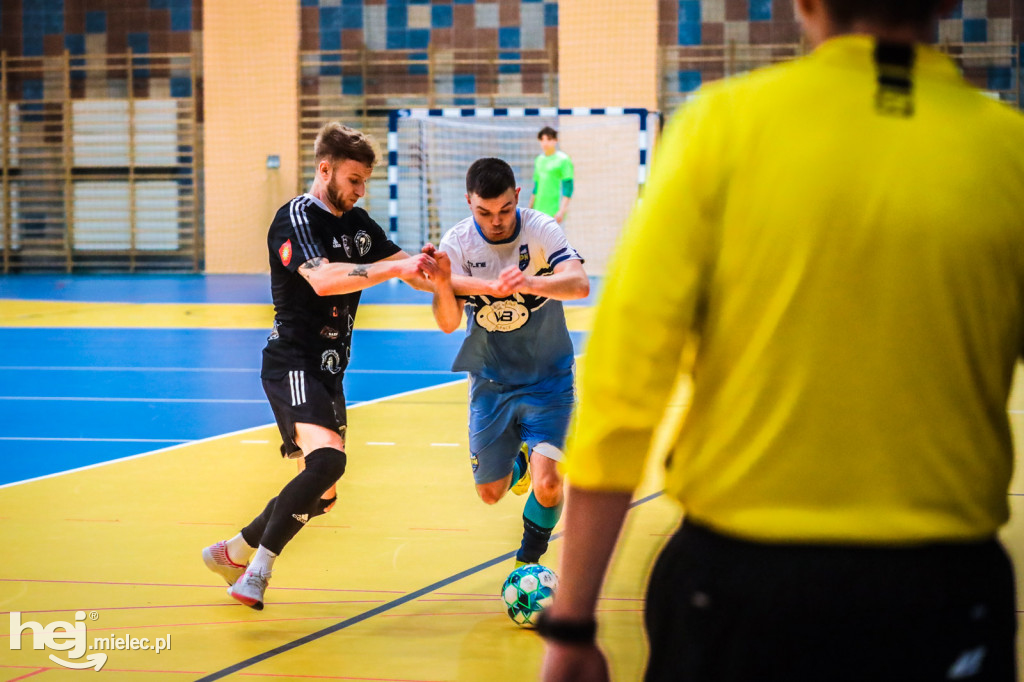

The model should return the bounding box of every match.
[528,127,574,225]
[427,157,589,569]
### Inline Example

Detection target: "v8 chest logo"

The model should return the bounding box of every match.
[475,295,530,333]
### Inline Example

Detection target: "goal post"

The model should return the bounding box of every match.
[387,107,658,275]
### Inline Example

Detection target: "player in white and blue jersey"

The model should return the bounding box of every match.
[427,157,590,568]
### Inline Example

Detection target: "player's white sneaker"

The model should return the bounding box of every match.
[228,568,271,610]
[202,541,247,586]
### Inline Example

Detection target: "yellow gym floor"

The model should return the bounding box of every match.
[0,298,669,681]
[3,296,1024,681]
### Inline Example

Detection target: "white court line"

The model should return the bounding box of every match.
[0,366,257,373]
[0,437,188,443]
[0,366,450,375]
[0,376,468,491]
[366,441,396,446]
[0,396,266,404]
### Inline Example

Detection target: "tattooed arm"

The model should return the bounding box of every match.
[378,250,436,292]
[297,254,440,296]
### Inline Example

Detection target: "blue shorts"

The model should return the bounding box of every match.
[467,368,575,485]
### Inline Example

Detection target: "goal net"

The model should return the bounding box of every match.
[388,107,658,275]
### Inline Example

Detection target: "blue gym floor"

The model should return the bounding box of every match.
[0,274,594,487]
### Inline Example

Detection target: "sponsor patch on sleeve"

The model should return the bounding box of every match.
[279,239,293,266]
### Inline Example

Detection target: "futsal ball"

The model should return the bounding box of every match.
[501,564,558,627]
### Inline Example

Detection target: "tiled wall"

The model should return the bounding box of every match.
[663,0,1022,98]
[3,2,1017,109]
[1,1,558,105]
[299,0,559,105]
[2,0,202,100]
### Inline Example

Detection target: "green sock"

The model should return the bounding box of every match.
[517,491,563,563]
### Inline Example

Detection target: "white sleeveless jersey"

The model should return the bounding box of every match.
[439,207,583,385]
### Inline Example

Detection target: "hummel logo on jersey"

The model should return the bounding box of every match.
[332,237,341,249]
[292,513,309,524]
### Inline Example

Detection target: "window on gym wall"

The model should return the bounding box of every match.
[1,51,201,273]
[0,0,203,274]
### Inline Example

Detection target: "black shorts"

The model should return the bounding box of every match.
[644,519,1017,682]
[261,370,347,458]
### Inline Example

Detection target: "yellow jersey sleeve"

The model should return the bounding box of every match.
[562,90,726,492]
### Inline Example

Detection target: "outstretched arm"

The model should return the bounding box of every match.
[449,273,516,299]
[380,250,435,292]
[422,244,463,334]
[298,254,439,297]
[499,259,589,301]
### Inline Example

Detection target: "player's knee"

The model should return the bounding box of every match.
[533,476,563,506]
[531,443,564,505]
[304,447,347,485]
[477,484,505,505]
[310,495,337,518]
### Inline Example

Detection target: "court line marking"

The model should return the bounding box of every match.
[195,490,663,682]
[0,437,189,443]
[0,366,453,375]
[0,377,467,491]
[0,396,267,404]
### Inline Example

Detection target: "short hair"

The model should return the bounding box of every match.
[537,126,558,140]
[822,0,945,28]
[313,122,376,167]
[466,158,517,199]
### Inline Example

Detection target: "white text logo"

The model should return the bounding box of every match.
[10,610,172,671]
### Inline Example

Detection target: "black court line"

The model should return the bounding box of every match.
[195,490,665,681]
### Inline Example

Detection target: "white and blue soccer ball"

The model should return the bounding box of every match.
[501,563,558,627]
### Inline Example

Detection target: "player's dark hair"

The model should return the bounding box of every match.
[537,126,558,140]
[466,158,517,199]
[822,0,946,28]
[313,122,376,167]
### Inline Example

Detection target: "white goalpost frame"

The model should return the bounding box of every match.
[386,106,656,275]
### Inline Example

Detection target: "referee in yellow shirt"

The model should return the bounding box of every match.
[538,0,1024,680]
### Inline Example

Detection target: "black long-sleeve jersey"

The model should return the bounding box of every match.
[261,194,401,380]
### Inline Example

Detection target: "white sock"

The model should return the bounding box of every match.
[249,546,277,576]
[225,533,255,565]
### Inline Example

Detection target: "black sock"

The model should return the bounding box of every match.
[517,517,554,564]
[240,492,338,548]
[260,447,346,554]
[241,497,277,548]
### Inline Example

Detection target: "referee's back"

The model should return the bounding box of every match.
[570,35,1024,545]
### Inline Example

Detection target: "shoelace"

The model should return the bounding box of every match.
[242,571,269,591]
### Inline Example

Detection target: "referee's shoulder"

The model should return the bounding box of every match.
[700,58,800,103]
